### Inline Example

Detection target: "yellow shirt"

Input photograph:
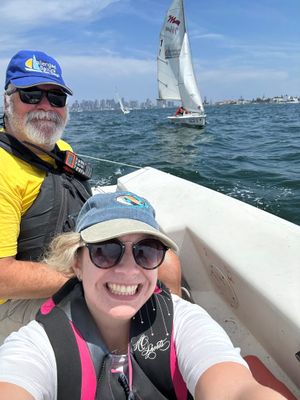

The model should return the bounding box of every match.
[0,136,72,258]
[0,135,72,304]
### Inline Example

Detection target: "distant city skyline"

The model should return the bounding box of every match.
[0,92,298,116]
[69,93,300,112]
[0,1,299,102]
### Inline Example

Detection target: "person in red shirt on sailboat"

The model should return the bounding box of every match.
[175,106,190,116]
[175,106,185,116]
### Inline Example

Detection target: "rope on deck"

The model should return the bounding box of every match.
[76,153,142,170]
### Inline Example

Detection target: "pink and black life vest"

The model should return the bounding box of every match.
[37,278,193,399]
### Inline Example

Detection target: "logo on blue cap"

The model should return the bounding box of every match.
[24,54,60,78]
[116,194,149,208]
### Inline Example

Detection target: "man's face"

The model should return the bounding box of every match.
[4,84,69,150]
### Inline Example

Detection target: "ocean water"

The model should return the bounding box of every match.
[64,104,300,226]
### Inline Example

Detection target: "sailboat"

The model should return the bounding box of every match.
[115,91,130,115]
[157,0,206,128]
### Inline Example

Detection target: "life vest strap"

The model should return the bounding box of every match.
[38,306,83,400]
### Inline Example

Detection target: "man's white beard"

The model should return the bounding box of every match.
[5,99,69,148]
[25,110,68,147]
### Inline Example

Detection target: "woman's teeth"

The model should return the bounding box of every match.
[107,283,138,296]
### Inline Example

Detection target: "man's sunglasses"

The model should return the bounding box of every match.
[9,87,67,108]
[85,238,168,270]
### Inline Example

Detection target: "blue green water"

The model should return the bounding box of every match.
[64,104,300,225]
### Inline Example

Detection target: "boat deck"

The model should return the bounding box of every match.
[94,167,300,398]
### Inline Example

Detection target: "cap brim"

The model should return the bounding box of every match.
[10,76,73,95]
[80,219,178,252]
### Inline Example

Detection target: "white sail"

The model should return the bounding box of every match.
[157,0,184,100]
[179,33,204,112]
[157,0,205,117]
[115,91,130,114]
[119,97,126,113]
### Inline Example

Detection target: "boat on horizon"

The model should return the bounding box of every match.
[157,0,206,128]
[115,90,130,115]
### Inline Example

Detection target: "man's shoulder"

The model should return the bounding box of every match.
[56,139,73,152]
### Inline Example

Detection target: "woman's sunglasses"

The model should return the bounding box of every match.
[9,87,67,108]
[85,238,168,270]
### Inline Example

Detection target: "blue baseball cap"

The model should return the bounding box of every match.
[5,50,73,95]
[76,191,178,251]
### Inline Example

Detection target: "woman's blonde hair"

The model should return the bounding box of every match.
[42,232,84,277]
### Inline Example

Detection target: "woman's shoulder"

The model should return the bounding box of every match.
[2,320,52,352]
[0,320,55,363]
[172,294,210,317]
[0,321,57,400]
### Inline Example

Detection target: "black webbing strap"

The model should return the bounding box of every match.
[37,306,82,400]
[0,133,56,172]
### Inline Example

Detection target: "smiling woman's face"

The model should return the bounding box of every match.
[75,233,158,326]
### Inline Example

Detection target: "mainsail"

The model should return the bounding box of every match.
[157,0,204,113]
[119,96,126,114]
[115,90,130,114]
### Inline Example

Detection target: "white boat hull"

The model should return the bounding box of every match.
[168,113,206,128]
[94,167,300,398]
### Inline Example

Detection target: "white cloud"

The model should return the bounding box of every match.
[57,55,156,100]
[1,0,120,25]
[62,55,154,76]
[193,33,225,41]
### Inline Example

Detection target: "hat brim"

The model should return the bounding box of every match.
[9,76,73,95]
[80,219,178,252]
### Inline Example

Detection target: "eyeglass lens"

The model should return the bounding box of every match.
[18,88,67,108]
[87,238,167,270]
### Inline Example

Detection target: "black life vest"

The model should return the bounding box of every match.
[37,278,193,400]
[0,133,92,261]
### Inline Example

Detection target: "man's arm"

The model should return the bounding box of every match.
[158,250,182,297]
[0,257,68,299]
[195,362,287,400]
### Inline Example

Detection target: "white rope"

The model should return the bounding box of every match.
[76,153,142,170]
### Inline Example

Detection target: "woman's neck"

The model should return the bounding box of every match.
[96,318,130,355]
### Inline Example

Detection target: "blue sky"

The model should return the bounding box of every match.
[1,0,300,103]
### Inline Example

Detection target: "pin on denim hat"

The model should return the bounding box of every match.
[5,50,73,95]
[75,191,178,252]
